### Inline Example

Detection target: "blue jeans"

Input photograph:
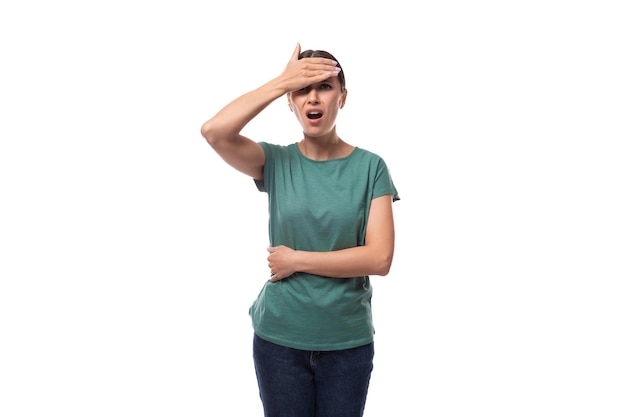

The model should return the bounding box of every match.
[253,333,374,417]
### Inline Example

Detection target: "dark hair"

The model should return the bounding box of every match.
[299,49,346,92]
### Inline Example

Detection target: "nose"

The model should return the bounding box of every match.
[307,89,319,104]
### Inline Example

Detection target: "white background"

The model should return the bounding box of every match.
[1,1,624,416]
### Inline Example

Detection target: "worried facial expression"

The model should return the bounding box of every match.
[288,77,347,137]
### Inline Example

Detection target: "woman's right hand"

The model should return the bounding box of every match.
[276,43,340,94]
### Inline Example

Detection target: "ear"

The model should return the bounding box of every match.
[340,89,348,109]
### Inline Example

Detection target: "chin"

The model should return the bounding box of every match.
[303,131,327,139]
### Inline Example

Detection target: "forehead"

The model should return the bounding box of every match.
[307,77,342,88]
[321,76,341,86]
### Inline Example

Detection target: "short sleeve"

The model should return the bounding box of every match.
[373,157,400,202]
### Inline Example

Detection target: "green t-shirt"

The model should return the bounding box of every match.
[250,142,399,351]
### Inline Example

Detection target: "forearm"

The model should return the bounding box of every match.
[201,78,287,143]
[202,45,340,145]
[295,245,393,278]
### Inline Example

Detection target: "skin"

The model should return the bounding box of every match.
[201,43,395,282]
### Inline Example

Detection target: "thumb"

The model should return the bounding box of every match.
[290,42,301,62]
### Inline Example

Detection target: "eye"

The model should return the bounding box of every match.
[297,86,311,93]
[320,83,332,90]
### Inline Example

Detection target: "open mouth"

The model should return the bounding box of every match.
[307,111,323,120]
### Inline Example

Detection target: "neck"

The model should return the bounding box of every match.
[299,133,353,161]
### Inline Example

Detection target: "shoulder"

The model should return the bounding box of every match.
[259,142,299,157]
[350,147,390,167]
[353,147,400,201]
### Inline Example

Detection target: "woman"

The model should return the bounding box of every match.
[201,43,399,417]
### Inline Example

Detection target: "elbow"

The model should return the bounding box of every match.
[201,119,228,148]
[200,121,216,146]
[377,264,392,277]
[373,253,394,276]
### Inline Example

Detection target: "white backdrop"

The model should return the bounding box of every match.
[1,1,624,416]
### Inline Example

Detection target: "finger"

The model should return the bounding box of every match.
[309,60,341,77]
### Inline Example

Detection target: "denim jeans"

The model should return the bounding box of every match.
[253,333,374,417]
